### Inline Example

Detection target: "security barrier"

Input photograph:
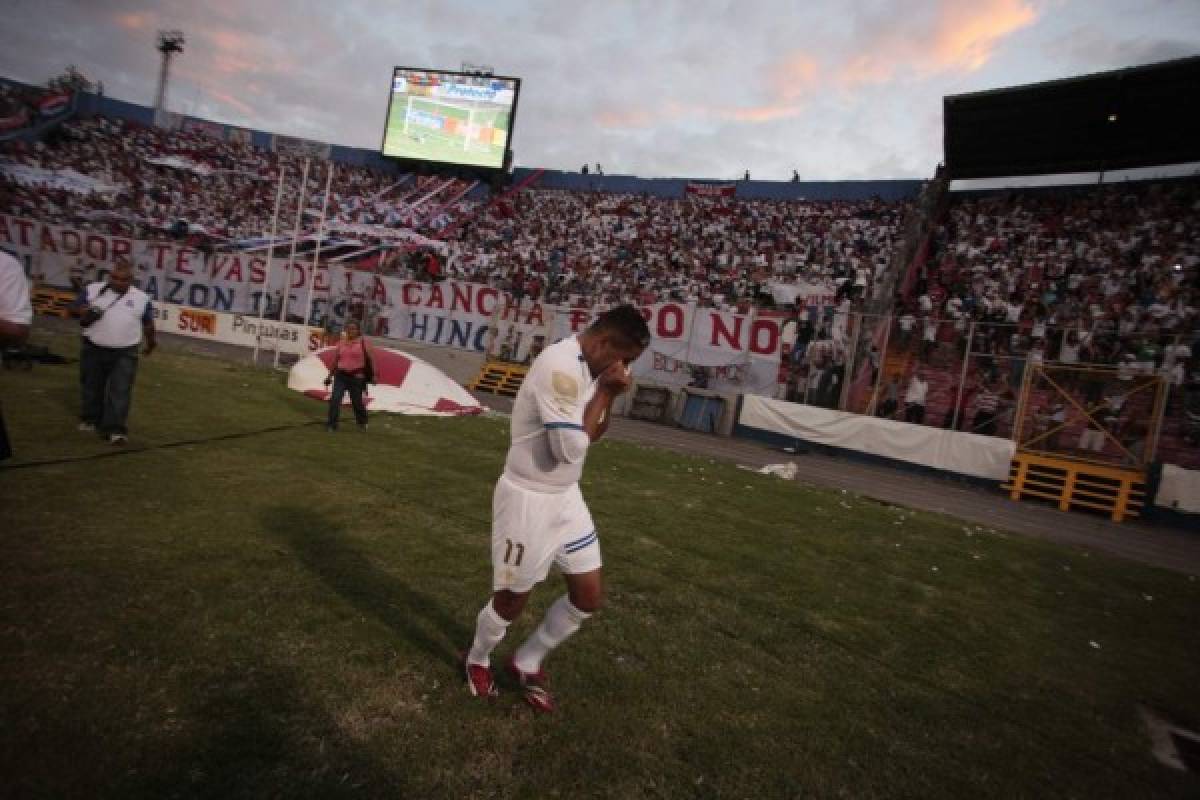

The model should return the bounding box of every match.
[468,361,528,397]
[1003,452,1145,522]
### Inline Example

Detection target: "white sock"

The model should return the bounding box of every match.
[467,600,509,667]
[513,595,590,674]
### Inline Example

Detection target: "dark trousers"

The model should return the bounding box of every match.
[327,372,368,429]
[80,339,139,435]
[905,403,925,424]
[0,402,11,460]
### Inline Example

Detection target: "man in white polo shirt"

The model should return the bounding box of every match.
[76,261,156,445]
[463,305,650,712]
[0,249,33,460]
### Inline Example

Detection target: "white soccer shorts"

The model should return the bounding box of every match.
[491,474,601,593]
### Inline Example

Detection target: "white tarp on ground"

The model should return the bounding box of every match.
[739,394,1016,481]
[287,345,483,417]
[1156,465,1200,514]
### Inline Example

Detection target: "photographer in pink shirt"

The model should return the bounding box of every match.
[323,320,374,432]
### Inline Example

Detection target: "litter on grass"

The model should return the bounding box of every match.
[735,463,798,480]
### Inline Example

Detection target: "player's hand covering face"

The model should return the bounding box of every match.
[595,338,644,394]
[598,361,632,394]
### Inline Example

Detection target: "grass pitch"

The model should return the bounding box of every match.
[383,99,506,168]
[2,331,1199,798]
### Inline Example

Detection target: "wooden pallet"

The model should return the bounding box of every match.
[1002,452,1145,522]
[31,286,77,318]
[468,361,528,397]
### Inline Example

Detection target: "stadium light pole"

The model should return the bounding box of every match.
[274,157,312,370]
[252,166,287,366]
[302,163,335,336]
[154,31,185,112]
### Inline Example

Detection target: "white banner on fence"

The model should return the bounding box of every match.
[152,301,322,355]
[767,279,836,309]
[738,394,1016,480]
[0,164,124,194]
[1156,465,1200,514]
[4,214,788,396]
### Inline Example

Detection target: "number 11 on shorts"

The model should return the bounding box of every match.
[503,538,525,566]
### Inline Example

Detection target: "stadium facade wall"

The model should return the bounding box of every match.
[521,169,924,201]
[61,87,405,174]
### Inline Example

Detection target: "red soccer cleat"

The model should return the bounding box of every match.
[461,653,498,699]
[507,657,555,713]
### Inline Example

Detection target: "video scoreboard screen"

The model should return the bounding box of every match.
[381,67,520,169]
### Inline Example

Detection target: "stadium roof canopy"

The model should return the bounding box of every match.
[943,55,1200,180]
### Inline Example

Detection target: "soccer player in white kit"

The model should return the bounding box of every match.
[464,305,650,712]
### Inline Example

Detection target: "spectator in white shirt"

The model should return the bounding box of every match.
[904,369,929,424]
[74,261,156,445]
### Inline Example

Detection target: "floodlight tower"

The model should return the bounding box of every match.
[154,30,185,111]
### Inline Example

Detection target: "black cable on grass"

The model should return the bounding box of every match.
[0,420,325,471]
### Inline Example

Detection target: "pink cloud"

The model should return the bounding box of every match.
[207,88,255,116]
[596,96,803,130]
[769,53,820,102]
[595,108,659,129]
[667,0,1038,129]
[836,0,1039,86]
[114,13,150,31]
[578,1,1040,133]
[931,0,1039,71]
[718,104,804,123]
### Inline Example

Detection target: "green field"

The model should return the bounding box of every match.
[383,96,507,167]
[3,330,1200,798]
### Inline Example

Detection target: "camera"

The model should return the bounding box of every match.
[80,305,106,328]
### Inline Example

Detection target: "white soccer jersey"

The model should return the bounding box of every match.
[81,282,153,348]
[503,335,597,492]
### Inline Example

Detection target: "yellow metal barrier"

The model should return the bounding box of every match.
[31,287,77,319]
[1002,452,1145,522]
[468,361,528,398]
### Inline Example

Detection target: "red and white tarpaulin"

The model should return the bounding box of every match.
[287,345,484,417]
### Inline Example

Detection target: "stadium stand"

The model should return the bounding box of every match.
[445,188,910,309]
[0,115,480,244]
[0,74,1195,474]
[882,179,1199,468]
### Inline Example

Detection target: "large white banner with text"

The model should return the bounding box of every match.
[5,214,787,394]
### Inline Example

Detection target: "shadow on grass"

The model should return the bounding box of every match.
[261,505,470,668]
[113,661,405,799]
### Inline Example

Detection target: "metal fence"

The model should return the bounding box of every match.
[783,310,1197,467]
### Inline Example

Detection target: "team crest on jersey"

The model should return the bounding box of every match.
[550,371,580,413]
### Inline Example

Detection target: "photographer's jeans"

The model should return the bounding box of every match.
[327,372,368,430]
[80,339,139,435]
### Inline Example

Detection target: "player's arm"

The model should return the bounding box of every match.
[581,388,616,443]
[141,301,156,355]
[538,362,591,464]
[584,362,632,443]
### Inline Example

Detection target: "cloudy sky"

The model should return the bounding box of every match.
[2,0,1198,180]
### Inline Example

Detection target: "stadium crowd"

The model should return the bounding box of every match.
[445,188,908,310]
[1,114,911,315]
[3,107,1197,459]
[0,115,470,244]
[873,180,1200,459]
